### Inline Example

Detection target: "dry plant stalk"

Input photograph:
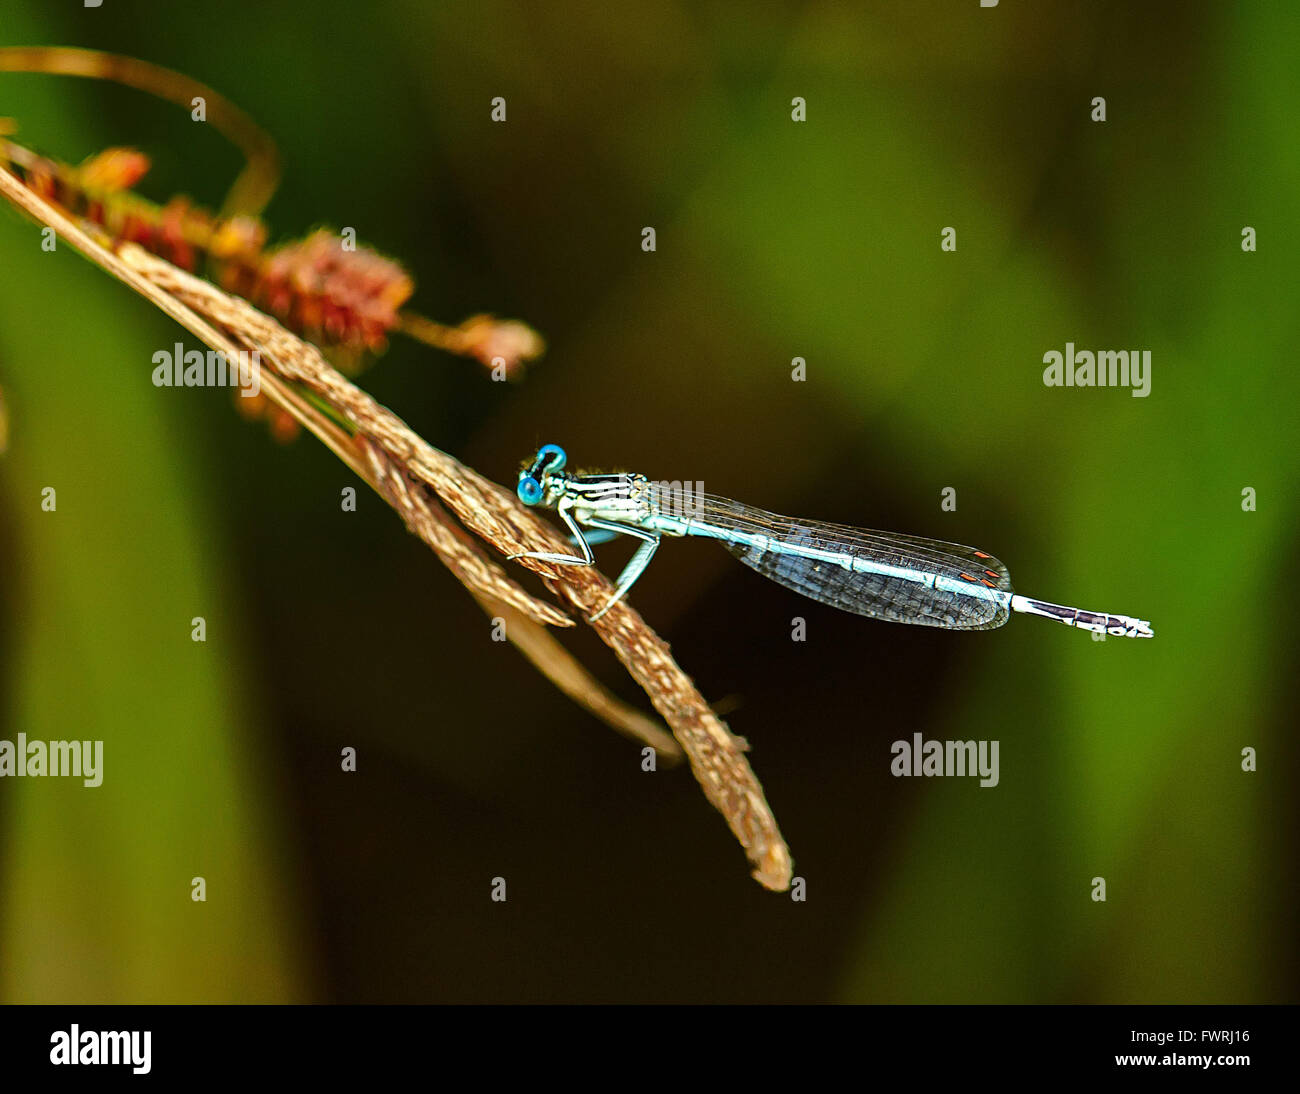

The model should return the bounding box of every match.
[0,46,281,218]
[0,163,793,891]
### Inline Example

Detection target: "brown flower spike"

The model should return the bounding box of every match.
[0,164,793,891]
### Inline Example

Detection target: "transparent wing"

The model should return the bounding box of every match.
[652,489,1015,630]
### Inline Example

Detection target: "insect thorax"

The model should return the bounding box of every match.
[570,475,707,533]
[570,473,647,522]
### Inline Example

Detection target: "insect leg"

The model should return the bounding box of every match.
[507,501,596,567]
[584,520,661,621]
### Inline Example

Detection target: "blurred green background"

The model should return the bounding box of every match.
[0,0,1295,1003]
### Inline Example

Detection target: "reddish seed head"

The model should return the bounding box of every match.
[78,147,151,192]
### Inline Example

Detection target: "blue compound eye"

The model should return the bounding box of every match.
[517,475,543,505]
[537,443,566,470]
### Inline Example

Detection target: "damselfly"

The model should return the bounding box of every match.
[511,444,1154,637]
